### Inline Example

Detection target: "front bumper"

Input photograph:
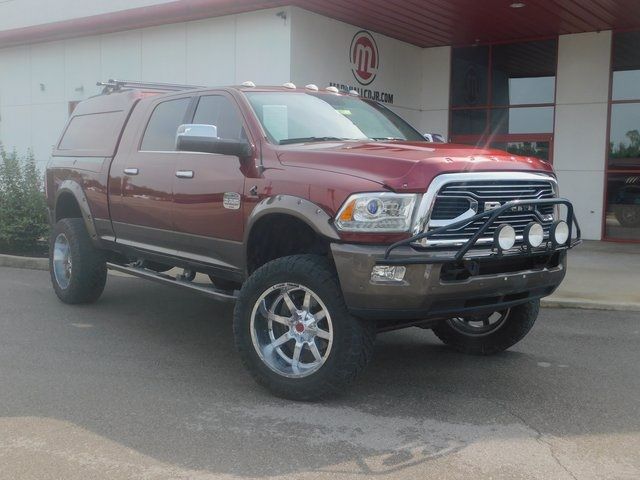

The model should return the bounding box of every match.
[331,243,566,320]
[331,197,580,321]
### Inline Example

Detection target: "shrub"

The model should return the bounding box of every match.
[0,146,49,255]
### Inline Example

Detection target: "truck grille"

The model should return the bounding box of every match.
[426,179,556,246]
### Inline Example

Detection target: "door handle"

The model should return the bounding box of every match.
[123,168,139,175]
[175,170,194,179]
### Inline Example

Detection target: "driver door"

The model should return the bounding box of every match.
[171,93,248,270]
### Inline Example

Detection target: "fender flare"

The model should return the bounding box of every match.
[244,195,340,246]
[53,180,100,244]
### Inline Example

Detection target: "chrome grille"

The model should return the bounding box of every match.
[426,179,556,246]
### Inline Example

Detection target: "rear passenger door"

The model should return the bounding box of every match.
[171,93,248,268]
[110,95,193,252]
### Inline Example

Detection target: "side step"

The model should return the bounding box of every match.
[107,263,238,303]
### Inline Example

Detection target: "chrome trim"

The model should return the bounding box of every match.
[175,170,195,179]
[123,168,139,175]
[411,172,558,247]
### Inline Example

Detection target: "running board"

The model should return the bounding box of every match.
[107,263,238,303]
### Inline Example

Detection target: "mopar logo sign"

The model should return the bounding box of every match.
[350,30,379,85]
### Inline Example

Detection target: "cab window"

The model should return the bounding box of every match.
[140,97,191,151]
[193,95,246,140]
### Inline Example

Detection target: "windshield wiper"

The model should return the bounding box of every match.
[371,137,404,141]
[279,136,353,145]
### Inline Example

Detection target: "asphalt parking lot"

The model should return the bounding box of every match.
[0,266,639,480]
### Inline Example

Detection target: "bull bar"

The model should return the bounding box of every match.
[377,198,581,266]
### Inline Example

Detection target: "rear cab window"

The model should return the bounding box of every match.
[140,97,192,151]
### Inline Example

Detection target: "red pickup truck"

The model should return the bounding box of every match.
[46,80,580,400]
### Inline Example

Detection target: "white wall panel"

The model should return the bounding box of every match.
[0,105,30,153]
[0,46,31,106]
[30,42,66,105]
[235,8,291,85]
[186,18,236,87]
[101,31,142,82]
[30,102,68,165]
[555,170,605,240]
[141,24,187,84]
[64,38,102,100]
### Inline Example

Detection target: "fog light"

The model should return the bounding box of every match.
[494,224,516,251]
[524,222,544,248]
[371,265,406,283]
[550,220,570,245]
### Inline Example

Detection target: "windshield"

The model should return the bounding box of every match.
[245,92,424,144]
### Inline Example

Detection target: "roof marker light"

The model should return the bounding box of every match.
[325,86,339,93]
[348,89,360,96]
[241,81,256,87]
[283,82,296,89]
[305,84,319,91]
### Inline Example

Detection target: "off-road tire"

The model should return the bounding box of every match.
[233,254,375,401]
[432,300,540,355]
[50,218,107,304]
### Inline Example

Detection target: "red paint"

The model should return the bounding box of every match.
[47,86,560,249]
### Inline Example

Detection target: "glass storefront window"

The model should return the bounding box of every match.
[605,174,640,238]
[606,31,640,241]
[451,109,487,135]
[451,46,489,107]
[491,40,557,106]
[609,103,640,168]
[450,39,556,143]
[491,141,551,162]
[490,107,554,135]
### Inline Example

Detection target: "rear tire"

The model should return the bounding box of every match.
[614,205,640,227]
[432,300,539,355]
[233,254,375,401]
[50,218,107,304]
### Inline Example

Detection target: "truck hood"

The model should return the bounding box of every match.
[276,141,554,191]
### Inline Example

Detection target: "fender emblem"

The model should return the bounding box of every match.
[223,192,241,210]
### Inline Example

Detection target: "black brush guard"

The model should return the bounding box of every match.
[378,198,581,266]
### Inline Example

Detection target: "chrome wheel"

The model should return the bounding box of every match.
[52,233,72,290]
[250,283,333,378]
[447,309,510,336]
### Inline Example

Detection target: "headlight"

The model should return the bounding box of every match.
[335,192,417,232]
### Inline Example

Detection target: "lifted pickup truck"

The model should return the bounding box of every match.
[47,80,580,400]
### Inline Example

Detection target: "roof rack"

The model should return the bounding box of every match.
[97,79,204,95]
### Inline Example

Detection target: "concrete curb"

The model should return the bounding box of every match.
[2,254,639,313]
[0,253,48,271]
[541,297,640,313]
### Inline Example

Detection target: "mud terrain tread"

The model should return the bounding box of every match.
[432,300,540,355]
[50,218,107,304]
[233,254,375,401]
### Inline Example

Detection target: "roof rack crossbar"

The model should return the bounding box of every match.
[97,79,204,94]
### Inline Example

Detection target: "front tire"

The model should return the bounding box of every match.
[432,300,540,355]
[50,218,107,304]
[233,255,375,401]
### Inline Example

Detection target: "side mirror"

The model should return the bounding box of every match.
[423,133,445,143]
[176,124,252,157]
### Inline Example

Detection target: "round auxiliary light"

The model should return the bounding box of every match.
[494,224,516,251]
[524,222,544,248]
[550,220,570,245]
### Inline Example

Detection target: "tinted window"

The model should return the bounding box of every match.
[58,111,125,155]
[612,31,640,101]
[451,46,489,107]
[491,40,556,106]
[193,95,246,140]
[141,97,191,151]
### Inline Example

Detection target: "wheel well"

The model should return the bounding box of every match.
[247,214,330,273]
[55,192,82,222]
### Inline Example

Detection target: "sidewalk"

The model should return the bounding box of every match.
[542,240,640,311]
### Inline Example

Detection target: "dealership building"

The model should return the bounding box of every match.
[0,0,639,242]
